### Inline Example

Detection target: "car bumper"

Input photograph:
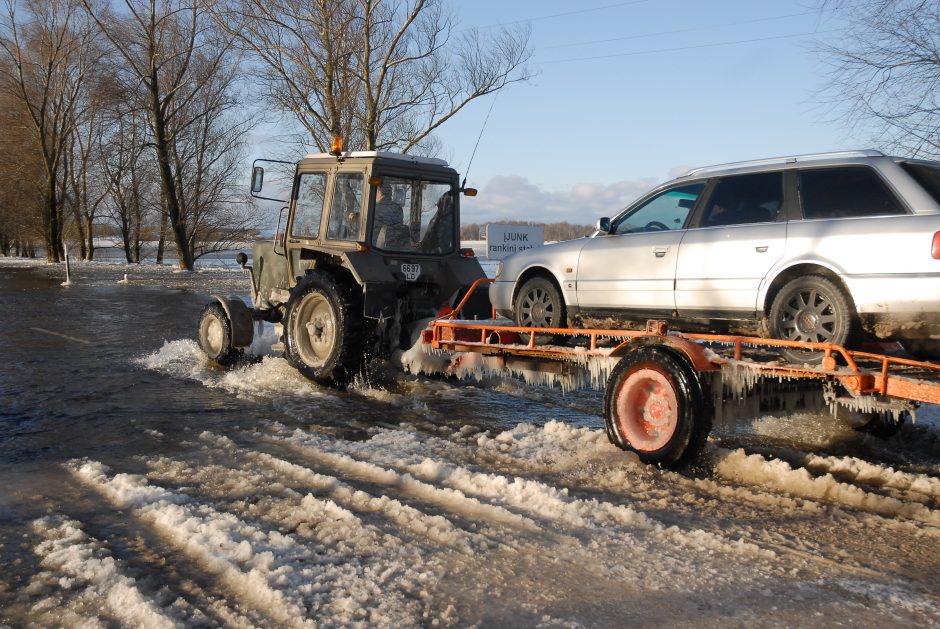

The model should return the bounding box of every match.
[490,280,515,319]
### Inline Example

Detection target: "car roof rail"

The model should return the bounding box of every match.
[681,149,886,178]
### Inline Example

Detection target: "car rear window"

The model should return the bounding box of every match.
[799,167,905,219]
[900,162,940,205]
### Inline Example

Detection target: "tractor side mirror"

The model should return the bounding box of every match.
[250,166,264,193]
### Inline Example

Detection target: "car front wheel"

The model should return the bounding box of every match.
[513,276,567,330]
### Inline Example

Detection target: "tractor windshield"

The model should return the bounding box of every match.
[370,177,456,254]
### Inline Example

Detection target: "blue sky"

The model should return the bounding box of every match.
[439,0,862,224]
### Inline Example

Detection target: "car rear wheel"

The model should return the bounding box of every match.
[769,275,853,364]
[513,276,567,330]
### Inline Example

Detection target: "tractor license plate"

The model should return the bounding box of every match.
[401,263,421,281]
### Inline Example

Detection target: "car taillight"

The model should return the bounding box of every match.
[934,232,940,259]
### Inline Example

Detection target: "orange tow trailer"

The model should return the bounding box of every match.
[424,279,940,468]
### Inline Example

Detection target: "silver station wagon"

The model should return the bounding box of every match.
[490,150,940,361]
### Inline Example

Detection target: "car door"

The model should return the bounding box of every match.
[576,183,705,313]
[674,171,787,317]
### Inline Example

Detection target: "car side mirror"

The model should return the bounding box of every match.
[250,166,264,193]
[595,217,611,233]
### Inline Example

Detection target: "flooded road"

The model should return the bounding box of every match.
[2,259,940,627]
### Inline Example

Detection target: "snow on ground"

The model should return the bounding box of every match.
[3,257,940,626]
[32,411,940,626]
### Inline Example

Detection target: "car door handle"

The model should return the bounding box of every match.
[755,245,768,253]
[653,247,669,258]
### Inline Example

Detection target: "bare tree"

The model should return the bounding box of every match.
[101,109,156,263]
[0,0,97,262]
[81,0,248,270]
[819,0,940,156]
[0,66,43,256]
[216,0,531,153]
[167,48,257,260]
[64,98,110,260]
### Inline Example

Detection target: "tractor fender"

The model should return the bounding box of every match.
[210,295,254,348]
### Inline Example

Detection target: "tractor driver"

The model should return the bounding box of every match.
[374,182,404,226]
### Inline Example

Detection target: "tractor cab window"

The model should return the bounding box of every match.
[291,172,328,238]
[371,177,455,254]
[326,172,364,240]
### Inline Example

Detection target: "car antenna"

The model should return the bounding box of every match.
[461,94,498,191]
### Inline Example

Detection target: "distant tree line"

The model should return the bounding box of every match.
[0,0,530,269]
[461,221,594,243]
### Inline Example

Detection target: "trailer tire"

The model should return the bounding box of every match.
[198,302,242,367]
[854,410,907,440]
[284,272,365,386]
[603,346,711,467]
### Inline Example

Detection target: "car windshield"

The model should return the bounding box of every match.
[370,177,456,254]
[613,183,704,234]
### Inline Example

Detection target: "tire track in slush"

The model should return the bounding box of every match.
[29,516,177,628]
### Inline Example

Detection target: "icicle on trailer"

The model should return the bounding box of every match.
[424,279,940,468]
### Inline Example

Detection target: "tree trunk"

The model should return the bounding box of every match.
[121,212,133,263]
[150,88,194,271]
[44,178,61,263]
[83,213,94,261]
[156,197,167,265]
[72,204,87,260]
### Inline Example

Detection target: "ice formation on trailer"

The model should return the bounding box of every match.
[423,281,940,466]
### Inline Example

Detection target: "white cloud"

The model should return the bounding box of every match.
[461,175,660,224]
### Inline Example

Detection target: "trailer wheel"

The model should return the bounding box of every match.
[284,272,365,385]
[603,346,711,467]
[769,275,853,364]
[198,302,242,367]
[855,410,908,440]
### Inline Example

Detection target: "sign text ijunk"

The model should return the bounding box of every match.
[486,224,545,260]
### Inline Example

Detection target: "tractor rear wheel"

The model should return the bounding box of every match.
[283,272,365,386]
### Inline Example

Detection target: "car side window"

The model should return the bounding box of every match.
[326,172,364,240]
[613,183,704,234]
[291,172,328,238]
[799,167,905,219]
[699,172,782,227]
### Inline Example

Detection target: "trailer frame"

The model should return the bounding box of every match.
[423,279,940,466]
